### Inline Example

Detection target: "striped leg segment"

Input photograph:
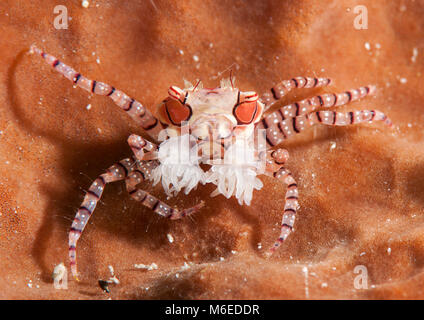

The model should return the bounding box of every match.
[262,85,376,126]
[260,77,331,110]
[29,45,164,140]
[125,165,205,220]
[264,149,290,174]
[263,151,299,255]
[259,109,392,148]
[69,157,205,280]
[69,158,135,281]
[127,134,158,161]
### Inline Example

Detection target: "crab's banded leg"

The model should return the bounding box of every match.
[260,77,332,110]
[264,159,299,255]
[262,85,376,126]
[69,158,136,280]
[29,45,164,141]
[125,164,205,220]
[259,109,392,148]
[127,134,158,161]
[264,149,290,173]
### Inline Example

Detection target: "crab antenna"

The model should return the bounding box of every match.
[193,79,202,91]
[229,70,235,89]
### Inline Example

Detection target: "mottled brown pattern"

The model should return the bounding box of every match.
[1,0,424,299]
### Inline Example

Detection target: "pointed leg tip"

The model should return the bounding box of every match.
[29,44,36,54]
[385,118,393,128]
[264,250,274,259]
[169,200,205,220]
[191,200,206,213]
[192,200,206,212]
[72,270,81,282]
[29,44,42,56]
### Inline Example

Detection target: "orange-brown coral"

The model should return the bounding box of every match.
[1,0,424,299]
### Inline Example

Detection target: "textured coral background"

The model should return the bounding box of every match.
[1,0,424,299]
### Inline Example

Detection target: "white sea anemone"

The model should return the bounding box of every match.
[150,134,206,196]
[151,134,264,205]
[206,139,264,205]
[207,165,263,205]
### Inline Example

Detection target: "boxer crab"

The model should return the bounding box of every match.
[29,45,392,280]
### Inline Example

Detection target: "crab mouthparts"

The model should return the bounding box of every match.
[191,116,234,140]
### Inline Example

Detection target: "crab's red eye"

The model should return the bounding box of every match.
[233,91,259,125]
[158,97,192,126]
